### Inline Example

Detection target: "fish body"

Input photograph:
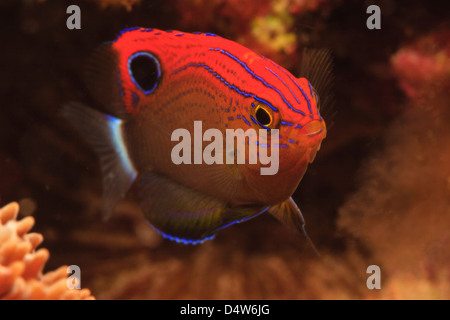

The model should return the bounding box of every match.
[63,28,332,245]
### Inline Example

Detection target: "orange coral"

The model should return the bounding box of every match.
[0,202,94,300]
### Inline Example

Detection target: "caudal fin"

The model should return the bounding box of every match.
[61,102,137,219]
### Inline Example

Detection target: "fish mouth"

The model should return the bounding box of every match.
[307,128,324,137]
[303,120,327,138]
[294,120,327,145]
[291,119,326,163]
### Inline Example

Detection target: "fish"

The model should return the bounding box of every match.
[62,27,333,249]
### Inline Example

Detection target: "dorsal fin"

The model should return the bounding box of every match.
[84,43,129,119]
[300,48,335,117]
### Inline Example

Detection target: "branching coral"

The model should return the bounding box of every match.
[0,202,94,300]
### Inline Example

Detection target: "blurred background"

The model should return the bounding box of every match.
[0,0,449,299]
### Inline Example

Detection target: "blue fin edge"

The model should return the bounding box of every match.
[148,206,270,245]
[150,224,215,245]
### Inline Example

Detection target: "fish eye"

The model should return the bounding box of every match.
[128,52,161,94]
[249,102,278,130]
[255,106,272,126]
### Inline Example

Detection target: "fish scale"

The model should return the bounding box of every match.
[63,27,332,248]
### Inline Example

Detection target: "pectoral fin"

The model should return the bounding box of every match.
[300,48,334,117]
[268,197,320,256]
[62,102,137,220]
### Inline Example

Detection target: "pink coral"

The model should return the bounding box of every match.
[336,28,450,299]
[391,28,450,100]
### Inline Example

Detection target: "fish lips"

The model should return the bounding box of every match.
[291,119,326,163]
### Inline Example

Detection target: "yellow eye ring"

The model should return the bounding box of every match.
[249,102,278,130]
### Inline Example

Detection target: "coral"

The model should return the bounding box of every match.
[0,202,94,300]
[391,28,450,101]
[250,0,298,56]
[337,29,450,299]
[177,0,337,69]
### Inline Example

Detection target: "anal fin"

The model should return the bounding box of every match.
[138,172,268,244]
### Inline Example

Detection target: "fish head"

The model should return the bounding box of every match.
[238,71,327,204]
[280,77,327,164]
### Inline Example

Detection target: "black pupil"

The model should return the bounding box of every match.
[130,55,159,92]
[256,107,271,126]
